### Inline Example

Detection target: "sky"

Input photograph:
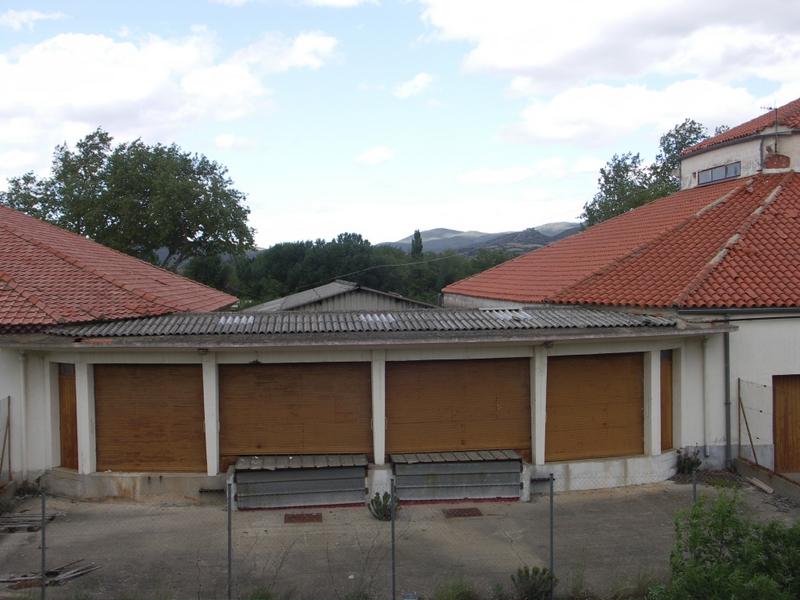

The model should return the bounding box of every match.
[1,1,800,247]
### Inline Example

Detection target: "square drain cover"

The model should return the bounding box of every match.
[443,507,482,518]
[284,513,322,524]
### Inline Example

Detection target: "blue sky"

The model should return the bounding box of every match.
[1,1,799,247]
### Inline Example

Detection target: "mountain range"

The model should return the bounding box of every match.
[382,222,582,255]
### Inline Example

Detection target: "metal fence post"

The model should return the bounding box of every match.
[549,474,554,600]
[41,491,46,600]
[390,478,397,600]
[227,481,232,600]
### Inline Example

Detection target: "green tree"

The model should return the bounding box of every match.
[1,128,254,266]
[582,119,712,226]
[411,229,423,258]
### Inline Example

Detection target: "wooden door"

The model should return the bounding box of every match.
[94,365,206,472]
[774,375,800,472]
[386,358,531,458]
[546,353,644,462]
[661,350,673,452]
[58,364,78,469]
[219,363,372,466]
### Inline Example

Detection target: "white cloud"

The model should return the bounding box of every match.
[0,9,63,31]
[356,145,394,165]
[510,80,760,144]
[419,0,800,89]
[304,0,378,6]
[214,133,256,150]
[0,28,337,184]
[393,72,433,98]
[458,156,603,185]
[233,31,338,73]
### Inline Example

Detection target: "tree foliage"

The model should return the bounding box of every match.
[184,235,514,307]
[0,128,254,266]
[582,118,712,226]
[647,491,800,600]
[411,229,423,258]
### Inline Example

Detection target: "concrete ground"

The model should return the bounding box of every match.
[0,480,798,600]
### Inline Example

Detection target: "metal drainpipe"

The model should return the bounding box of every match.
[701,337,709,457]
[724,329,732,468]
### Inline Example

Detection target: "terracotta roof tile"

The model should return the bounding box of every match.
[444,173,800,310]
[684,97,800,156]
[0,205,237,327]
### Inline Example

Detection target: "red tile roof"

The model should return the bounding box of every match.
[0,205,237,328]
[684,97,800,156]
[444,173,800,310]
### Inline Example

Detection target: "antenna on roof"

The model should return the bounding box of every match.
[760,102,780,154]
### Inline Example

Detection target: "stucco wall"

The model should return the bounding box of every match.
[680,138,762,189]
[0,349,19,480]
[442,292,523,309]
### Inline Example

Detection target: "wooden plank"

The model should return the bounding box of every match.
[546,353,644,462]
[94,365,206,472]
[661,350,674,452]
[58,364,78,470]
[385,358,531,455]
[774,375,800,472]
[219,363,372,458]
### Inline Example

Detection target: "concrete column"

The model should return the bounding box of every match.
[532,345,548,466]
[202,353,219,476]
[371,350,387,465]
[45,361,60,468]
[671,346,684,449]
[644,350,661,456]
[12,352,28,479]
[75,360,96,474]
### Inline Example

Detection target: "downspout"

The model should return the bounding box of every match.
[724,329,732,468]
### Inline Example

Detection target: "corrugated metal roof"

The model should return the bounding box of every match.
[50,306,675,337]
[245,279,435,311]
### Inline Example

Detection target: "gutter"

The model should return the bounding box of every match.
[724,328,732,468]
[17,352,27,480]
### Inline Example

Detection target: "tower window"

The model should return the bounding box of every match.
[698,162,741,185]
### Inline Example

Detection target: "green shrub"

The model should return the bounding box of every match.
[675,446,701,475]
[510,566,555,600]
[367,491,396,521]
[647,490,800,600]
[432,579,482,600]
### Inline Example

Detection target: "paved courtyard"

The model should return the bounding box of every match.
[1,480,798,600]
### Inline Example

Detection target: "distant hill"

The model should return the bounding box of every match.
[383,222,581,255]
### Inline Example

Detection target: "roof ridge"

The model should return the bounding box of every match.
[0,217,179,314]
[0,271,63,323]
[0,205,236,307]
[675,173,793,306]
[550,180,749,304]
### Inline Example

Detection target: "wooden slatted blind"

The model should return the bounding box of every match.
[386,358,531,459]
[774,375,800,472]
[546,353,644,462]
[94,365,206,472]
[58,364,78,470]
[219,363,372,464]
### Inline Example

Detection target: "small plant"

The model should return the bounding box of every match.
[243,588,277,600]
[509,566,556,600]
[675,446,701,475]
[367,491,396,521]
[432,579,482,600]
[0,497,15,515]
[343,591,374,600]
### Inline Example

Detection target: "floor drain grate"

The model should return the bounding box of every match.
[443,507,482,518]
[284,513,322,524]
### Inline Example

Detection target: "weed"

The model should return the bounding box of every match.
[675,447,701,475]
[432,579,482,600]
[367,492,396,521]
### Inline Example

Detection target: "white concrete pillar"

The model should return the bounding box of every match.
[371,350,387,465]
[671,347,683,450]
[202,353,220,476]
[644,350,661,456]
[74,360,96,474]
[12,352,28,479]
[532,345,548,466]
[45,361,60,468]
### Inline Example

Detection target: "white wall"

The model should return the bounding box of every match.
[0,349,19,480]
[442,293,523,309]
[680,138,762,189]
[727,316,800,469]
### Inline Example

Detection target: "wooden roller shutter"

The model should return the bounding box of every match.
[386,358,531,458]
[546,353,644,462]
[219,363,372,463]
[661,350,674,452]
[94,365,206,472]
[774,375,800,473]
[58,364,78,470]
